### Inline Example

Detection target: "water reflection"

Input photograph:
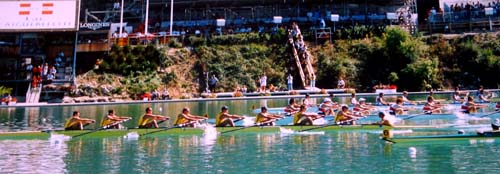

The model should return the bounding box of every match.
[0,139,68,173]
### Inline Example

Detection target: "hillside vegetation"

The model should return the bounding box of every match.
[75,27,500,99]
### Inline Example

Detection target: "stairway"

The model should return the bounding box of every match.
[288,24,316,89]
[25,83,41,103]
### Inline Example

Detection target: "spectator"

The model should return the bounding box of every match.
[161,89,170,100]
[337,77,345,89]
[287,74,293,91]
[209,75,219,93]
[259,74,267,92]
[42,63,49,77]
[310,75,316,88]
[152,89,160,100]
[49,66,57,78]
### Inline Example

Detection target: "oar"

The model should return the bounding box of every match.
[219,117,283,134]
[479,111,500,118]
[139,121,198,137]
[402,111,432,120]
[299,116,364,132]
[72,118,131,138]
[381,137,397,144]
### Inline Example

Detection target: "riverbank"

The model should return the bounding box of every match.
[2,89,499,108]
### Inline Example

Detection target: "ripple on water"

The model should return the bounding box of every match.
[0,140,68,174]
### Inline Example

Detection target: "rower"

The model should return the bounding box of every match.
[401,91,416,105]
[353,98,374,115]
[215,106,244,127]
[293,105,321,125]
[64,111,96,130]
[461,96,486,114]
[496,102,500,112]
[285,98,301,114]
[350,93,359,106]
[318,98,338,116]
[138,107,169,128]
[302,94,315,107]
[389,98,408,115]
[452,87,468,104]
[376,93,389,106]
[255,107,283,126]
[101,109,131,129]
[334,105,359,125]
[478,88,491,103]
[374,112,394,127]
[174,107,207,127]
[423,96,442,114]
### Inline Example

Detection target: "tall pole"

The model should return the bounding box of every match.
[119,0,124,36]
[145,0,149,35]
[72,32,78,83]
[169,0,174,35]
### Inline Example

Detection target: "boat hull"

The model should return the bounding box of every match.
[0,124,437,140]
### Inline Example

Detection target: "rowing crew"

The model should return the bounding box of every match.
[65,105,286,131]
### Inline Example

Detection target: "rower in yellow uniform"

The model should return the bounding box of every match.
[138,107,169,128]
[65,111,96,130]
[293,105,321,125]
[101,109,131,129]
[255,107,283,126]
[335,105,360,125]
[174,107,207,127]
[215,106,244,127]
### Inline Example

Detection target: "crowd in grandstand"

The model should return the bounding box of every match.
[440,0,500,21]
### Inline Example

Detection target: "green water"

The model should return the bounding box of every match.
[1,132,500,173]
[1,93,500,173]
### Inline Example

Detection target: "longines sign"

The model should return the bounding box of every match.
[0,0,79,32]
[79,22,111,31]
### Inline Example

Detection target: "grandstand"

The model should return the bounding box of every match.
[82,0,418,36]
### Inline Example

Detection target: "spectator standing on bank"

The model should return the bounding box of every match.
[287,74,293,91]
[310,75,316,88]
[209,75,219,93]
[260,74,267,92]
[337,77,345,89]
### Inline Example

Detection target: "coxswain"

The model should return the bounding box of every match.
[138,107,169,128]
[215,106,244,127]
[318,98,338,116]
[255,107,283,126]
[334,105,360,125]
[389,98,408,115]
[285,98,301,114]
[376,93,389,106]
[64,111,96,130]
[174,107,207,127]
[401,91,416,105]
[423,96,443,114]
[461,96,486,114]
[101,109,131,129]
[293,105,321,125]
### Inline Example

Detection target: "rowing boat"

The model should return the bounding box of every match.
[0,124,441,140]
[385,131,500,144]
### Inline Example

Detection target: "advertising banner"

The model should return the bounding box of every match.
[0,0,79,32]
